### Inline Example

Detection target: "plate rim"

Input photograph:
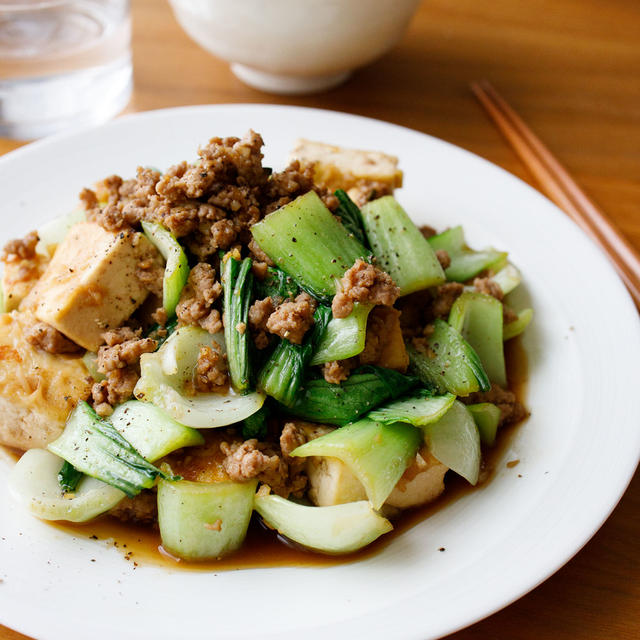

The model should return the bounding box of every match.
[0,103,639,640]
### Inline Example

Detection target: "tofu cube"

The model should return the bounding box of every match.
[289,139,403,193]
[23,222,160,351]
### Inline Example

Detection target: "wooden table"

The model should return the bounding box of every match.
[1,0,638,637]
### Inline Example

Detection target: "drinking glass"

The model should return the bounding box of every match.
[0,0,132,139]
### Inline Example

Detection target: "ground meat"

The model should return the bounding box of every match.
[136,256,165,298]
[251,261,269,280]
[158,131,267,202]
[220,435,307,498]
[94,174,123,205]
[430,282,464,318]
[76,131,332,265]
[97,336,157,373]
[462,383,528,428]
[503,305,519,324]
[248,297,275,331]
[279,422,308,479]
[199,309,223,334]
[102,326,140,346]
[151,307,168,326]
[192,344,228,393]
[79,187,99,212]
[419,225,437,239]
[264,160,315,207]
[212,218,238,249]
[24,322,82,354]
[474,276,503,301]
[279,422,307,459]
[435,249,451,270]
[108,490,157,524]
[248,238,274,267]
[221,439,283,483]
[176,262,222,330]
[1,231,39,262]
[322,359,356,384]
[332,259,400,319]
[266,293,316,344]
[92,368,139,416]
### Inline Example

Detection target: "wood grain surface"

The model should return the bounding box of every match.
[1,0,638,638]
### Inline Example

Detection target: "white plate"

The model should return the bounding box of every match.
[0,105,638,640]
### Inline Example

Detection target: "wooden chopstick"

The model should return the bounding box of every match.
[471,79,640,308]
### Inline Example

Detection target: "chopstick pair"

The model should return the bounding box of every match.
[471,79,640,309]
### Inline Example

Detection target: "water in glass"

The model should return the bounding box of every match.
[0,0,132,139]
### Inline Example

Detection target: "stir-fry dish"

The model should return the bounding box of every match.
[3,132,531,560]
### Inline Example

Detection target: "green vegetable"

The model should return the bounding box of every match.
[283,366,419,426]
[466,402,501,445]
[109,400,204,460]
[12,401,203,522]
[134,326,265,428]
[251,191,368,302]
[422,400,481,484]
[291,418,421,509]
[82,351,104,382]
[368,388,456,426]
[310,302,372,365]
[257,305,331,407]
[334,189,368,247]
[221,255,253,391]
[360,196,445,295]
[58,461,82,494]
[9,449,126,522]
[503,308,533,341]
[427,226,507,282]
[449,291,506,387]
[141,221,190,317]
[47,402,176,498]
[158,477,257,560]
[492,263,522,295]
[254,266,299,301]
[254,495,392,554]
[407,318,490,395]
[242,405,269,440]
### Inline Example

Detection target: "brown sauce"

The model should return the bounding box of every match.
[45,337,529,571]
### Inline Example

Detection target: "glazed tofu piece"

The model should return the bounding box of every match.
[385,450,448,509]
[303,425,448,510]
[361,307,409,372]
[306,456,368,506]
[23,222,160,351]
[0,311,92,450]
[289,139,403,196]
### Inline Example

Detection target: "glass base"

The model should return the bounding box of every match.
[0,55,132,140]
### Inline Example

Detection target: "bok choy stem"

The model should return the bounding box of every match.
[48,402,177,498]
[251,191,368,302]
[222,255,253,391]
[334,189,369,248]
[258,305,332,406]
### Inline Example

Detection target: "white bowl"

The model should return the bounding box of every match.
[168,0,422,94]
